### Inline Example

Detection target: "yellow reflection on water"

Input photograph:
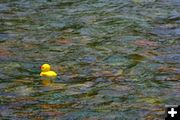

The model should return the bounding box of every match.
[41,77,66,90]
[41,79,52,86]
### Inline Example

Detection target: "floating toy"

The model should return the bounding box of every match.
[40,64,57,77]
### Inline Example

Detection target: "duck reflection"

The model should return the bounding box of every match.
[41,79,53,86]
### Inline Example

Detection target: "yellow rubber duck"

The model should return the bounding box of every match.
[40,64,57,77]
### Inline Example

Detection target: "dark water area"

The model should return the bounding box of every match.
[0,0,180,119]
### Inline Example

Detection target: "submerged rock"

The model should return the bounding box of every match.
[80,56,96,63]
[134,40,158,47]
[157,45,180,54]
[14,86,34,96]
[153,54,180,64]
[159,0,180,6]
[152,26,180,37]
[0,33,16,42]
[98,84,133,97]
[64,82,95,95]
[158,67,180,74]
[103,55,133,67]
[0,106,14,117]
[168,13,180,21]
[132,0,156,4]
[0,48,12,57]
[155,75,180,81]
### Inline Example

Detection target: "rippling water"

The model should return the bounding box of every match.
[0,0,180,119]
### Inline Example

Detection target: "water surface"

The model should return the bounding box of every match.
[0,0,180,119]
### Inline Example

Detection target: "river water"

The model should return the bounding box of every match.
[0,0,180,119]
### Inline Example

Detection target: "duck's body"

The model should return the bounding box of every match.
[40,71,57,77]
[40,64,57,78]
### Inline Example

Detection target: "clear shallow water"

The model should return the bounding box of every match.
[0,0,180,119]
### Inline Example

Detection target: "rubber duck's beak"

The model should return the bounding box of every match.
[40,66,42,69]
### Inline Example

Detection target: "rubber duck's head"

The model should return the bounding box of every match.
[40,64,51,72]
